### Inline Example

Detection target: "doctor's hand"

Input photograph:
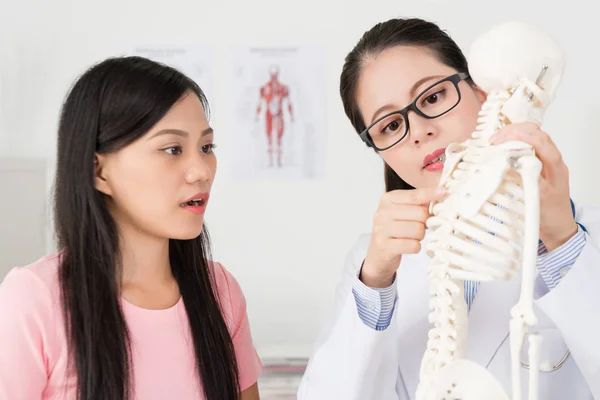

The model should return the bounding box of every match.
[491,122,578,252]
[361,187,446,288]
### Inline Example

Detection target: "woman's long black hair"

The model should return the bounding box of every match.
[53,56,239,400]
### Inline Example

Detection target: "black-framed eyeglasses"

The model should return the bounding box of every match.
[359,72,470,152]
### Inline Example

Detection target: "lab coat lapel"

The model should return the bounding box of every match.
[465,276,522,367]
[393,251,434,398]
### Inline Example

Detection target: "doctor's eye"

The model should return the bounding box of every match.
[422,90,445,106]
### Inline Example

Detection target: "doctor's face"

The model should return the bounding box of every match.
[356,46,486,189]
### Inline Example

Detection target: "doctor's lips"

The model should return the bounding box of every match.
[180,192,209,214]
[423,148,446,171]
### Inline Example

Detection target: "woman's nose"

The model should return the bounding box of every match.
[407,113,438,145]
[184,159,213,184]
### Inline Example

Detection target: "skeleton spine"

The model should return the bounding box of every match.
[415,91,510,400]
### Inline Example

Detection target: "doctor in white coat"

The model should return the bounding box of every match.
[298,17,600,400]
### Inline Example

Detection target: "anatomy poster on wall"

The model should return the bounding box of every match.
[229,46,326,180]
[119,45,214,105]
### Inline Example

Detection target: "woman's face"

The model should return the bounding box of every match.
[356,46,486,189]
[95,92,217,241]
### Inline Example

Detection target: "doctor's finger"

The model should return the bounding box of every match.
[492,122,540,137]
[386,238,422,255]
[381,204,431,223]
[383,220,426,240]
[491,127,563,179]
[386,187,446,206]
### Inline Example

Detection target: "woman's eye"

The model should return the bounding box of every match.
[387,121,400,131]
[426,94,439,104]
[382,119,404,135]
[163,146,182,155]
[423,90,445,105]
[201,143,217,154]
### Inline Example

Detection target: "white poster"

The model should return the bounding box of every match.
[229,46,326,180]
[118,45,214,107]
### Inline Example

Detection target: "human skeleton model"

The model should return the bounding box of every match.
[415,21,565,400]
[255,64,294,167]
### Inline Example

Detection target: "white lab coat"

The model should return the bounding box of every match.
[298,202,600,399]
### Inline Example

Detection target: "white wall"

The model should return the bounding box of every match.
[1,0,598,359]
[0,159,48,279]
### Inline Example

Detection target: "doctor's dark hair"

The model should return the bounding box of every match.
[53,56,240,400]
[340,17,474,191]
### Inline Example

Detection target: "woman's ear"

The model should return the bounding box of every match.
[94,153,112,196]
[473,85,487,103]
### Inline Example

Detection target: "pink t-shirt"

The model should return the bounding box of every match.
[0,253,262,400]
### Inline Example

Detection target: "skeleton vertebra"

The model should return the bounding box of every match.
[415,21,565,400]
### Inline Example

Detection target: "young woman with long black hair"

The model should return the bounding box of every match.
[0,56,261,400]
